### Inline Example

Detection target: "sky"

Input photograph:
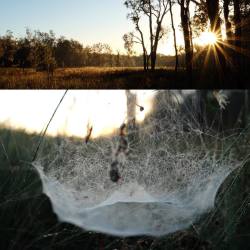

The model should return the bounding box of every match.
[0,90,155,138]
[0,0,202,55]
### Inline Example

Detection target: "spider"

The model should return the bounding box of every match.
[109,160,121,183]
[136,104,145,112]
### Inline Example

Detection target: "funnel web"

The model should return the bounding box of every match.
[34,90,241,237]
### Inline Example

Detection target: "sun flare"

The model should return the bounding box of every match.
[0,90,155,139]
[197,31,218,46]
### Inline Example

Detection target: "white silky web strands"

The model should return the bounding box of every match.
[34,90,239,237]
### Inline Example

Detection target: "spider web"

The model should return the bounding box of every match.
[33,90,243,237]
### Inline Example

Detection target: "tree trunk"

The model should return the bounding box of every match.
[170,0,179,73]
[137,25,148,71]
[206,0,226,81]
[151,23,162,71]
[143,52,147,71]
[206,0,221,33]
[143,48,148,71]
[148,0,154,70]
[224,0,233,42]
[147,54,150,70]
[180,2,193,83]
[151,51,157,70]
[233,0,242,70]
[233,0,241,48]
[224,0,233,68]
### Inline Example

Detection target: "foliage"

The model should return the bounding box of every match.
[192,0,209,37]
[0,30,140,69]
[124,0,170,70]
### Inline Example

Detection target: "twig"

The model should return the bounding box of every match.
[32,90,68,162]
[0,136,11,167]
[85,126,93,144]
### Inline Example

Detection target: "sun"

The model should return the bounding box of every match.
[197,31,218,46]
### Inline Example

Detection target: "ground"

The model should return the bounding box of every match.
[0,67,247,89]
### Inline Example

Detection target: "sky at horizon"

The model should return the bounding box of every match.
[0,90,155,138]
[0,0,199,55]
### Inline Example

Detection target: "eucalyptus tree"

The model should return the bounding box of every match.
[233,0,242,69]
[125,0,169,70]
[233,0,241,45]
[169,0,179,72]
[141,0,170,70]
[205,0,226,77]
[123,32,149,70]
[15,38,34,71]
[178,0,193,82]
[123,32,135,57]
[205,0,222,37]
[124,0,149,70]
[0,31,16,67]
[224,0,233,42]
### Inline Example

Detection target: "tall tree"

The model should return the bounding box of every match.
[123,32,136,57]
[32,30,57,82]
[169,0,179,72]
[0,43,3,65]
[224,0,233,42]
[206,0,221,34]
[125,0,169,70]
[141,0,169,70]
[123,32,149,70]
[0,31,16,67]
[15,37,34,71]
[178,0,193,83]
[233,0,242,69]
[124,0,149,70]
[206,0,226,79]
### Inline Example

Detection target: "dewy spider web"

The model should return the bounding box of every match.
[33,90,242,237]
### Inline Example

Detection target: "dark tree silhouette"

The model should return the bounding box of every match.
[141,0,169,70]
[124,0,149,70]
[0,31,16,67]
[224,0,233,42]
[178,0,193,83]
[205,0,226,80]
[15,39,34,71]
[233,0,242,70]
[170,0,179,73]
[125,0,169,70]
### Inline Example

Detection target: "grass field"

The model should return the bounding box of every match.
[0,67,168,89]
[0,125,250,249]
[0,67,243,89]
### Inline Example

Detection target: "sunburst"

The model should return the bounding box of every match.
[197,31,218,46]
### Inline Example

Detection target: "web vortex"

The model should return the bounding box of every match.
[34,90,241,236]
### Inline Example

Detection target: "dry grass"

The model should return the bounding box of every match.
[0,67,181,89]
[0,67,142,88]
[0,66,244,89]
